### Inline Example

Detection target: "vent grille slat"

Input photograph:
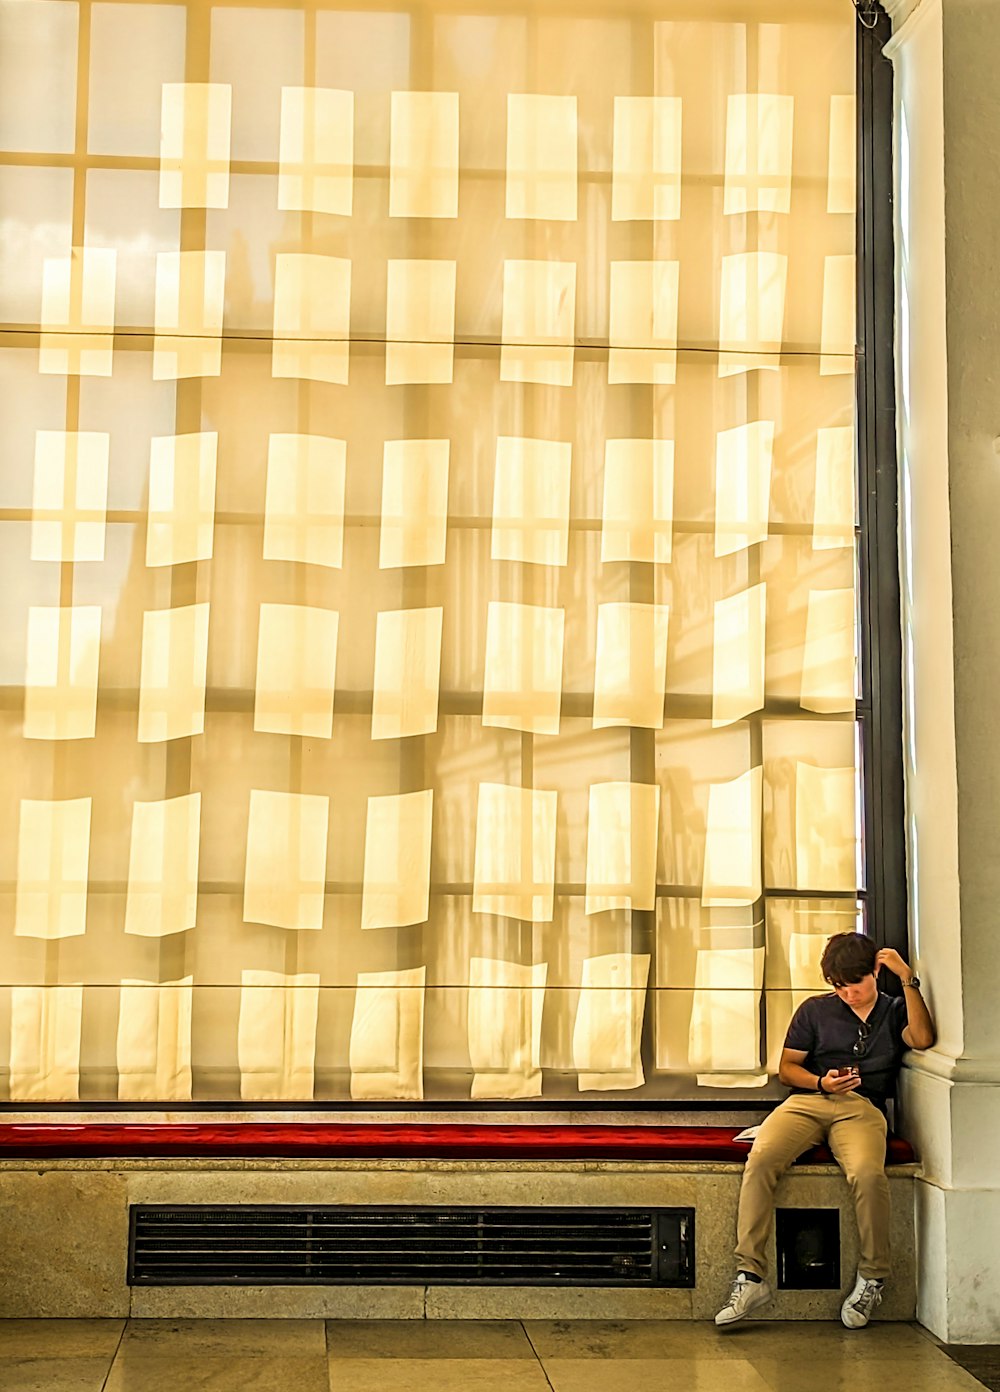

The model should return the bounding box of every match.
[129,1205,694,1288]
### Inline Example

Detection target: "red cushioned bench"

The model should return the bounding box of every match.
[0,1123,916,1164]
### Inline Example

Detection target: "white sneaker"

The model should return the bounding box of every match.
[715,1272,773,1326]
[841,1272,884,1328]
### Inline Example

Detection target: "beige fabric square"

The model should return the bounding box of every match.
[473,782,557,923]
[244,789,329,931]
[390,91,459,218]
[39,248,116,376]
[593,602,669,730]
[813,426,855,550]
[238,969,319,1101]
[601,439,674,564]
[124,793,200,938]
[279,87,353,215]
[350,966,426,1101]
[15,798,91,940]
[24,605,101,741]
[712,584,766,728]
[385,259,456,385]
[795,763,857,891]
[702,766,763,908]
[117,978,193,1101]
[380,439,449,569]
[137,602,210,743]
[468,958,548,1101]
[254,602,339,738]
[585,781,659,915]
[146,432,217,567]
[612,96,682,221]
[371,606,442,741]
[715,421,774,557]
[9,986,83,1102]
[573,953,650,1092]
[482,601,564,736]
[500,260,576,387]
[491,435,572,566]
[153,250,225,380]
[724,94,794,215]
[361,789,433,929]
[31,430,109,562]
[688,946,764,1073]
[827,95,856,215]
[801,587,856,713]
[273,253,351,385]
[820,254,856,374]
[506,93,577,221]
[264,434,346,569]
[608,261,679,384]
[719,252,787,376]
[159,82,231,209]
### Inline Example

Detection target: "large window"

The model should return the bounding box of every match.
[0,0,894,1105]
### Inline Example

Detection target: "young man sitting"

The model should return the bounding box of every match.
[715,931,935,1329]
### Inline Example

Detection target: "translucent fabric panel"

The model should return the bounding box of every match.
[146,432,217,567]
[253,603,339,738]
[371,607,442,740]
[592,603,670,730]
[117,979,193,1101]
[8,985,82,1101]
[390,90,459,218]
[39,249,116,377]
[279,87,353,216]
[263,434,346,569]
[15,798,91,940]
[243,790,328,931]
[272,254,350,385]
[473,783,557,923]
[702,767,763,908]
[712,584,765,728]
[361,790,433,930]
[238,970,319,1100]
[468,958,547,1100]
[31,431,109,563]
[349,967,425,1101]
[380,439,449,569]
[137,603,210,743]
[723,94,794,215]
[813,426,856,549]
[482,601,564,736]
[608,261,679,384]
[506,94,577,221]
[124,794,200,938]
[24,606,101,741]
[153,251,225,380]
[611,96,681,221]
[491,435,571,566]
[500,260,576,387]
[573,953,650,1092]
[585,782,659,915]
[601,439,674,565]
[159,82,231,209]
[385,259,456,386]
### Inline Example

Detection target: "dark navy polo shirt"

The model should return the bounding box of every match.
[783,990,909,1112]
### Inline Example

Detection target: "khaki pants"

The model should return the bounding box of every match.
[735,1092,891,1281]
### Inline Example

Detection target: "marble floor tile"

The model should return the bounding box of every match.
[743,1354,988,1392]
[326,1356,552,1390]
[524,1318,768,1360]
[118,1318,325,1356]
[0,1320,125,1360]
[327,1319,535,1359]
[103,1353,329,1392]
[0,1357,114,1392]
[716,1320,945,1360]
[542,1357,774,1392]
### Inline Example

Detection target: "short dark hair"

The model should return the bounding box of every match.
[820,932,877,985]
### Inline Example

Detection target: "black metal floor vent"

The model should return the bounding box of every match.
[129,1204,695,1287]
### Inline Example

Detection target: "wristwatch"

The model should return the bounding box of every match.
[902,975,921,989]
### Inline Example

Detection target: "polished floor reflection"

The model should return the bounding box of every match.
[0,1318,989,1392]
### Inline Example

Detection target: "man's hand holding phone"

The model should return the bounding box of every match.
[822,1066,862,1094]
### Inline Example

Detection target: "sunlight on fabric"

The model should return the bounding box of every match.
[500,260,576,386]
[593,602,669,729]
[243,789,329,931]
[585,781,659,914]
[279,87,353,215]
[24,605,101,741]
[254,602,339,738]
[146,432,217,567]
[15,798,91,939]
[601,438,674,564]
[137,602,210,742]
[350,967,426,1101]
[724,94,793,214]
[795,762,857,892]
[263,434,346,568]
[272,253,350,384]
[688,944,764,1074]
[9,986,83,1102]
[573,953,650,1092]
[612,95,682,221]
[31,431,109,562]
[361,789,433,929]
[238,970,319,1101]
[482,600,565,736]
[827,95,856,214]
[371,606,442,740]
[712,584,765,728]
[608,261,679,384]
[39,248,116,376]
[813,426,856,550]
[468,958,548,1100]
[153,250,225,379]
[117,979,193,1101]
[385,259,456,385]
[702,767,763,907]
[390,90,459,218]
[800,587,856,713]
[124,793,200,938]
[506,93,577,221]
[473,782,558,923]
[159,82,231,208]
[491,435,571,565]
[821,254,856,374]
[380,439,449,569]
[718,251,787,376]
[715,421,773,557]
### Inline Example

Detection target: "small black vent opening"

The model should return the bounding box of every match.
[129,1204,695,1288]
